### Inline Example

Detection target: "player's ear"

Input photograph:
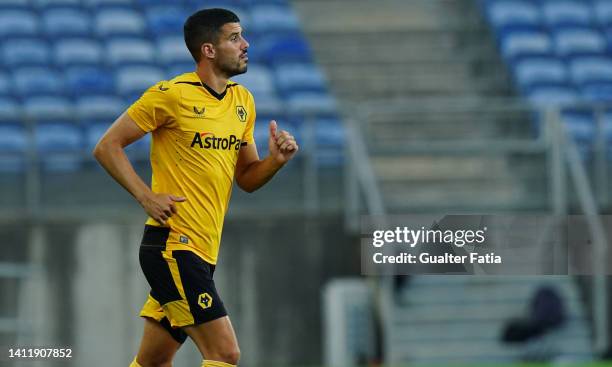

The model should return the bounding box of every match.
[201,43,215,59]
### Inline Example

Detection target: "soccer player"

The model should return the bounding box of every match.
[93,8,298,367]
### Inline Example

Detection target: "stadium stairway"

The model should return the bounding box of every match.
[386,276,593,364]
[292,0,549,211]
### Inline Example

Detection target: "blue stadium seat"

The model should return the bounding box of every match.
[485,0,541,30]
[0,98,21,122]
[34,0,82,8]
[23,96,72,121]
[0,123,28,173]
[526,84,579,106]
[115,66,165,98]
[274,63,327,93]
[125,132,151,160]
[552,28,607,57]
[594,0,612,27]
[0,0,30,9]
[579,82,612,102]
[145,6,187,36]
[569,56,612,85]
[250,92,283,116]
[107,38,156,66]
[13,68,64,97]
[42,8,91,38]
[499,30,553,60]
[561,110,596,143]
[259,34,312,64]
[76,95,126,123]
[85,0,134,8]
[541,0,593,28]
[314,117,345,166]
[65,67,115,96]
[0,10,38,38]
[286,92,338,117]
[54,39,103,67]
[156,36,194,66]
[35,122,83,172]
[95,8,146,37]
[166,63,196,79]
[249,5,300,33]
[2,38,51,67]
[0,72,11,96]
[231,64,276,96]
[513,57,568,90]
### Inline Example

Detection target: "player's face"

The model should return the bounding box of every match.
[214,22,249,78]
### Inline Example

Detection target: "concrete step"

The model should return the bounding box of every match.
[372,156,510,181]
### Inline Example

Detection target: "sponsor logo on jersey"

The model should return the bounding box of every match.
[158,83,169,91]
[190,132,242,151]
[193,106,205,118]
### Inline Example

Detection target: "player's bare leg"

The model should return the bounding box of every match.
[131,317,182,367]
[183,316,240,366]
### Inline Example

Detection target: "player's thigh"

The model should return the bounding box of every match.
[182,316,239,359]
[136,317,182,366]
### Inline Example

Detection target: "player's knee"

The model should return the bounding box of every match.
[209,345,240,365]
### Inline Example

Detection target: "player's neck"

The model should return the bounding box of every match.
[195,66,228,95]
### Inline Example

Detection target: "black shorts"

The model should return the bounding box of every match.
[138,225,227,344]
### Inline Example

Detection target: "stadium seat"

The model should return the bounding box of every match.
[0,0,30,9]
[561,111,596,143]
[42,8,91,38]
[552,28,607,57]
[274,63,327,93]
[0,98,21,122]
[145,6,187,36]
[286,92,338,116]
[231,64,276,95]
[166,63,196,79]
[54,39,103,67]
[115,66,165,98]
[0,123,28,173]
[0,10,38,38]
[23,96,73,121]
[107,38,156,66]
[541,0,593,28]
[65,67,115,96]
[35,122,83,172]
[513,57,568,90]
[579,82,612,102]
[13,68,64,97]
[156,36,194,66]
[95,8,147,38]
[250,92,283,116]
[594,0,612,27]
[84,0,134,8]
[499,30,553,60]
[34,0,82,8]
[0,73,10,96]
[249,5,300,33]
[2,38,51,67]
[569,56,612,85]
[526,85,579,106]
[485,0,541,30]
[75,95,126,123]
[259,34,312,64]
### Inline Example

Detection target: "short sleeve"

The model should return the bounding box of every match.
[241,91,256,145]
[127,82,176,132]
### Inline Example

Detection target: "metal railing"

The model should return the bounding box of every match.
[345,99,611,357]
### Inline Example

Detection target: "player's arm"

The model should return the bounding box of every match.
[92,112,185,225]
[235,120,298,193]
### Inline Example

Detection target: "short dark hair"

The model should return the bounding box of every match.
[184,8,240,62]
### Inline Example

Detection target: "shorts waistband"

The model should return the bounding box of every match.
[141,225,170,248]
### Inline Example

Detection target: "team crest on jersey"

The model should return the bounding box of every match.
[236,106,247,122]
[193,106,206,118]
[198,293,213,310]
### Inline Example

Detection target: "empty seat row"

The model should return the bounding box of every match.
[485,0,612,29]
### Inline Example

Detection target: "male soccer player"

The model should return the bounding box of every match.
[93,8,298,367]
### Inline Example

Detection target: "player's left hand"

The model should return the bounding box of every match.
[268,120,298,165]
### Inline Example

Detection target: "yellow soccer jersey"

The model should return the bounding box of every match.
[127,72,256,265]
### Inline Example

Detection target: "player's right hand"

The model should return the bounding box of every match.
[139,193,187,226]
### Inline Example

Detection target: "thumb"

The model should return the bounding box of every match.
[170,195,187,202]
[269,120,277,138]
